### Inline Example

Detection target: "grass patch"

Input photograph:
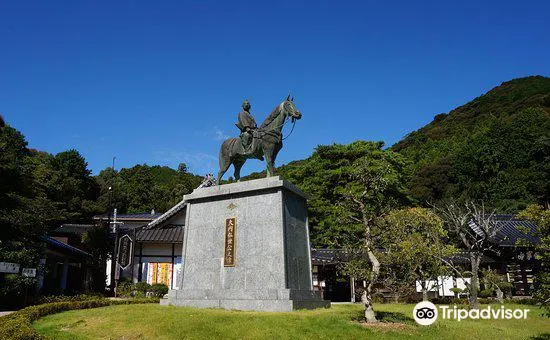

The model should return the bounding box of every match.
[32,303,550,340]
[0,298,158,340]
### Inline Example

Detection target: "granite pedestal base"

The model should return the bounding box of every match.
[161,176,330,311]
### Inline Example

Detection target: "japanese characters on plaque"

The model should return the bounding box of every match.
[224,217,236,267]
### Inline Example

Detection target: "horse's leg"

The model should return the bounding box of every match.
[263,141,283,177]
[264,143,276,177]
[217,144,232,184]
[233,159,245,181]
[272,142,282,165]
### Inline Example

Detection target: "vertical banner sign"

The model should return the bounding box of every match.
[224,217,236,267]
[117,234,133,270]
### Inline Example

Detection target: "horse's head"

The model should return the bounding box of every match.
[282,95,302,121]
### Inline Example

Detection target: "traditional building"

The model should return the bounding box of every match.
[48,208,541,301]
[40,236,92,294]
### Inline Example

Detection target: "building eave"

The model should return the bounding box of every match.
[146,200,187,229]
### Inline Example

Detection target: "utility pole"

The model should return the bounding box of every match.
[108,156,118,294]
[113,208,119,297]
[107,186,113,290]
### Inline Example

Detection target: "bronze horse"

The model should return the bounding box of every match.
[217,96,302,183]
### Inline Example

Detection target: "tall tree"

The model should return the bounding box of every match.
[435,201,502,309]
[95,164,203,214]
[326,141,409,322]
[275,142,410,249]
[1,119,101,305]
[518,204,550,316]
[378,207,456,301]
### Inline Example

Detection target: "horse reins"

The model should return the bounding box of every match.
[253,111,297,141]
[282,117,296,140]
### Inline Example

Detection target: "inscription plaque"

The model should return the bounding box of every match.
[224,217,236,266]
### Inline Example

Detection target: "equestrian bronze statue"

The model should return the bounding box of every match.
[218,96,301,183]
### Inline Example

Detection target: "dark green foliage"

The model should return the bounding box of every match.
[133,281,151,295]
[273,141,409,248]
[36,293,106,304]
[393,76,550,211]
[81,223,110,292]
[0,117,202,306]
[49,150,101,220]
[0,298,158,340]
[116,281,166,297]
[0,120,101,307]
[479,289,493,298]
[96,164,203,214]
[518,205,550,316]
[117,281,157,298]
[150,283,169,297]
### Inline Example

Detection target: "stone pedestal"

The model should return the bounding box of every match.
[161,176,330,311]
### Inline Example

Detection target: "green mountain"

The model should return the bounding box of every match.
[392,75,550,211]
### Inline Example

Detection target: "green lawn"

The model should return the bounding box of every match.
[33,303,549,340]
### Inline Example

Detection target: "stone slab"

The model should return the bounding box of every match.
[164,176,330,311]
[184,176,309,201]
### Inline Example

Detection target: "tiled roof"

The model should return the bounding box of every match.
[494,216,539,246]
[146,200,187,229]
[311,249,353,265]
[44,236,91,257]
[94,213,163,221]
[470,215,539,247]
[135,227,184,243]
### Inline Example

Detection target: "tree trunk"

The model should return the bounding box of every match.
[496,287,504,303]
[360,208,380,323]
[469,252,481,309]
[419,269,429,301]
[422,289,429,301]
[364,248,380,323]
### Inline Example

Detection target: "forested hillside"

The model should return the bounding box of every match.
[2,75,548,248]
[95,164,203,214]
[0,119,203,305]
[392,76,550,212]
[238,76,550,247]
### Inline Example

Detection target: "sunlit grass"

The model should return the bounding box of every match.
[33,303,549,340]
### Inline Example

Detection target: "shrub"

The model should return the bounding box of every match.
[134,282,151,296]
[431,297,468,305]
[0,298,159,340]
[479,289,493,298]
[116,281,158,298]
[449,287,463,295]
[150,283,169,297]
[505,297,540,305]
[116,280,134,297]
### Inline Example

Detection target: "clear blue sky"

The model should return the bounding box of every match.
[2,0,549,176]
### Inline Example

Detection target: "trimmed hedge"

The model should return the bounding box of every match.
[0,298,159,340]
[117,282,169,298]
[36,293,106,305]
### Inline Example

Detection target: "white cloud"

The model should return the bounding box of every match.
[151,148,218,175]
[193,126,232,141]
[213,126,230,141]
